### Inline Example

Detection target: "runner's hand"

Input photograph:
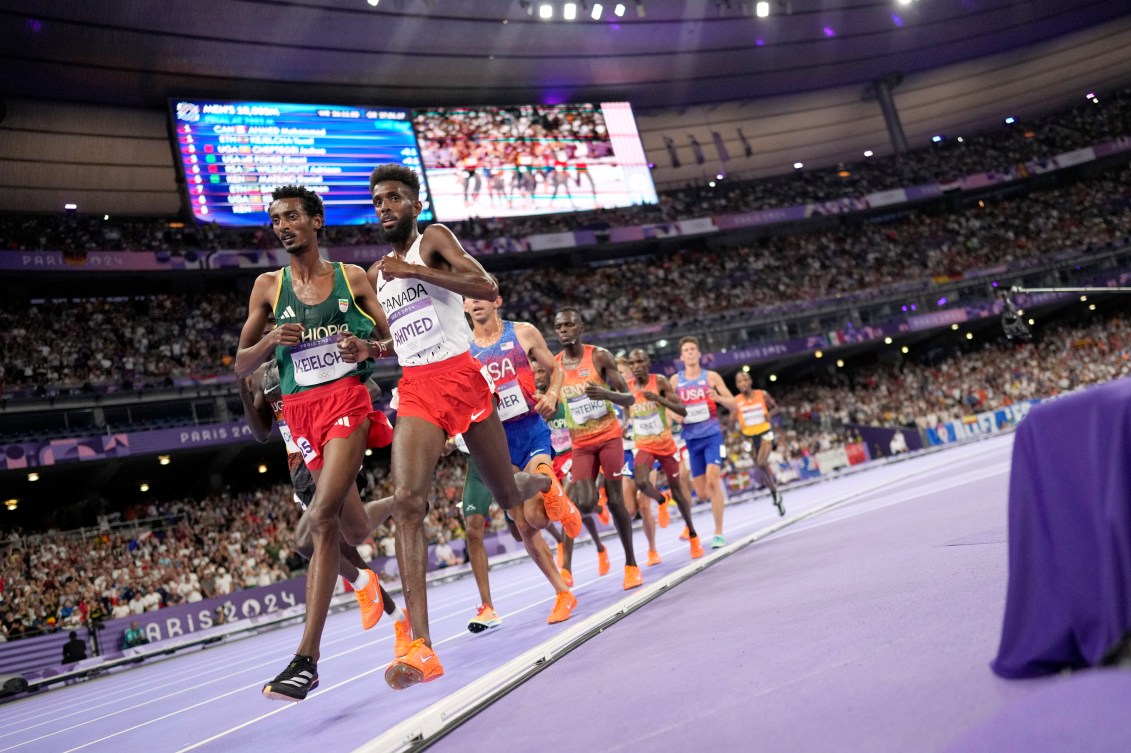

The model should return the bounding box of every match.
[337,333,369,363]
[375,254,417,281]
[273,323,304,347]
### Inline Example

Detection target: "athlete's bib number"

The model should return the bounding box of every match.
[278,421,301,454]
[385,294,444,358]
[633,412,664,437]
[567,395,608,424]
[496,380,528,422]
[295,435,319,465]
[685,402,711,423]
[741,405,766,428]
[291,335,355,387]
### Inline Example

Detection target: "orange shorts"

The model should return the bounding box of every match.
[281,378,393,471]
[396,351,495,437]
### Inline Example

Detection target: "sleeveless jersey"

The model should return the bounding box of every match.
[735,390,772,436]
[273,262,375,395]
[674,370,721,440]
[556,344,621,448]
[261,361,313,496]
[375,233,472,368]
[546,399,572,455]
[469,320,537,423]
[630,374,677,456]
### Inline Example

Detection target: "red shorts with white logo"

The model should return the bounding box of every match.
[281,377,393,471]
[396,351,495,437]
[552,450,573,485]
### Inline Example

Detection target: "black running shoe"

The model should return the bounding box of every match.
[262,654,319,701]
[772,491,786,517]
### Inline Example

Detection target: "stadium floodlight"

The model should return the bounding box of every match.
[591,3,603,19]
[1004,116,1016,124]
[897,0,912,5]
[367,0,379,6]
[64,203,77,210]
[793,162,803,169]
[564,2,577,19]
[614,3,626,17]
[864,150,874,157]
[756,1,770,17]
[539,3,553,18]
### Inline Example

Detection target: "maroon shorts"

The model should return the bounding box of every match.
[634,449,681,482]
[571,435,624,483]
[396,351,495,437]
[281,378,393,471]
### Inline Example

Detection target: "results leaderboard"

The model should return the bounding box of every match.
[170,100,432,226]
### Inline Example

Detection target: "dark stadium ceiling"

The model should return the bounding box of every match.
[1,0,1129,111]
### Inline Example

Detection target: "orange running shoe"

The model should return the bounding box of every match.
[385,638,444,690]
[678,526,690,541]
[657,495,671,529]
[354,569,383,630]
[597,548,610,576]
[393,610,413,658]
[597,488,611,526]
[556,542,564,569]
[547,591,578,624]
[623,565,643,590]
[646,549,662,567]
[537,463,582,538]
[689,535,704,559]
[560,568,574,588]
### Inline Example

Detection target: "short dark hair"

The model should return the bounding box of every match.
[679,336,700,349]
[270,185,324,223]
[556,307,581,321]
[369,164,421,199]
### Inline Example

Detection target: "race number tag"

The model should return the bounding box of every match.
[386,294,444,358]
[495,380,527,421]
[290,335,354,387]
[685,402,711,423]
[278,421,301,454]
[742,405,766,427]
[633,412,664,437]
[295,435,319,465]
[566,395,607,424]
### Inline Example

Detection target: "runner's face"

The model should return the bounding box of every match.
[269,198,322,254]
[554,312,582,346]
[463,296,501,325]
[531,360,549,392]
[628,351,650,382]
[372,181,420,244]
[736,371,752,392]
[680,341,701,368]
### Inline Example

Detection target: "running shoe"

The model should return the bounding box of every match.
[657,495,671,528]
[596,489,611,526]
[556,542,564,569]
[467,604,502,634]
[354,569,383,631]
[678,526,690,541]
[560,568,574,588]
[394,610,413,658]
[262,654,318,702]
[711,535,726,549]
[689,535,704,559]
[623,565,643,590]
[538,464,583,538]
[772,491,786,517]
[597,548,610,577]
[385,638,444,690]
[547,591,578,624]
[646,549,662,567]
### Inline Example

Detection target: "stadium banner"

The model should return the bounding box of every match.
[923,399,1042,446]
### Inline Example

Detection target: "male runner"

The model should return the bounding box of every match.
[238,359,413,652]
[553,308,642,590]
[669,336,738,549]
[234,185,395,701]
[533,359,609,580]
[462,292,581,629]
[341,163,553,690]
[734,370,786,516]
[627,349,704,560]
[615,356,655,563]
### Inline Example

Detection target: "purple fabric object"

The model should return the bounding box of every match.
[992,377,1131,678]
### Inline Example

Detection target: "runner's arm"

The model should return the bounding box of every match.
[237,363,274,443]
[235,273,300,377]
[708,370,738,412]
[515,322,563,419]
[588,348,635,408]
[653,375,688,417]
[377,224,497,300]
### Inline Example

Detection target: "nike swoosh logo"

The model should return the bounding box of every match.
[470,410,486,421]
[420,655,432,663]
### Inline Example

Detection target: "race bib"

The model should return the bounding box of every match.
[386,294,444,358]
[685,402,711,423]
[567,395,608,424]
[295,435,319,465]
[742,405,766,427]
[278,421,300,454]
[496,380,528,422]
[550,425,572,453]
[633,412,664,437]
[290,335,355,387]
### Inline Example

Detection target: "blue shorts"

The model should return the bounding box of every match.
[685,431,726,478]
[503,413,553,469]
[621,449,635,479]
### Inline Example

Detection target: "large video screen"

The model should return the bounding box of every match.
[169,99,432,226]
[412,102,657,221]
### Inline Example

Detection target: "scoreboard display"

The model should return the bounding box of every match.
[169,99,432,226]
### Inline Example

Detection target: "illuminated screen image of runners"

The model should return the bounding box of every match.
[411,102,658,222]
[169,99,433,226]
